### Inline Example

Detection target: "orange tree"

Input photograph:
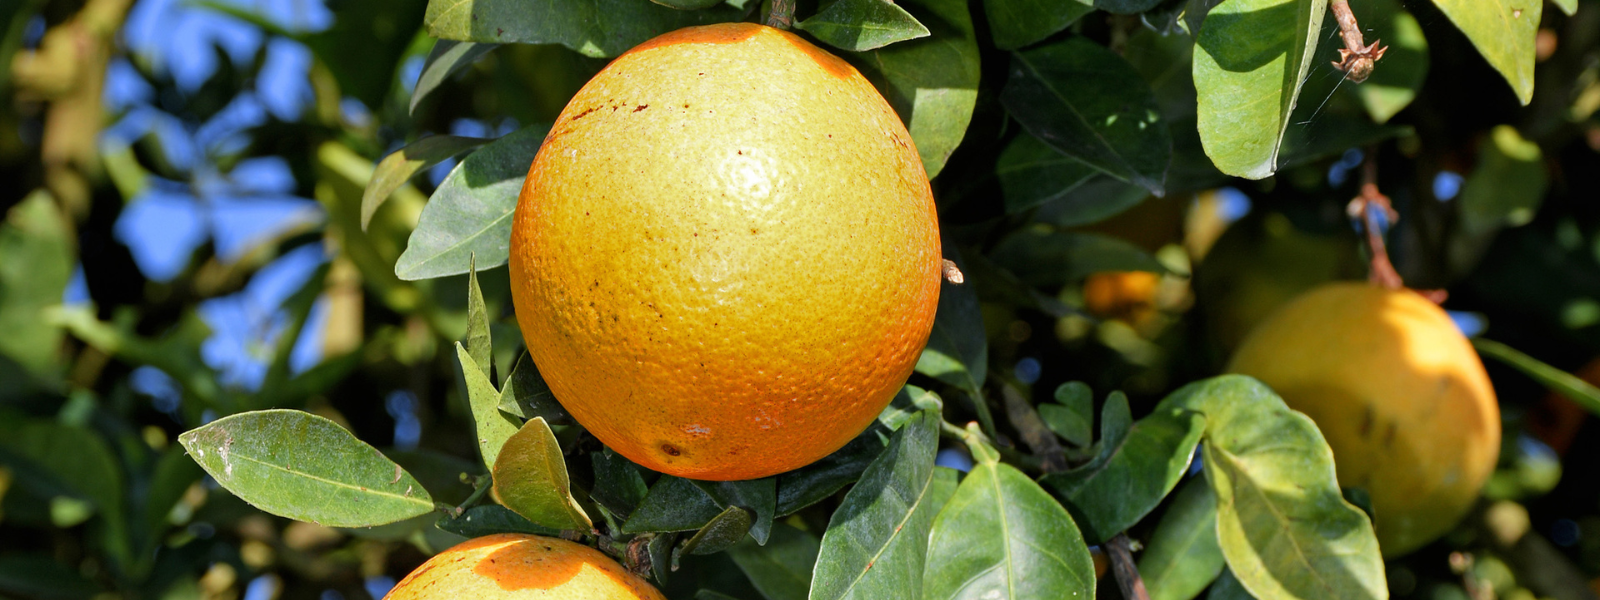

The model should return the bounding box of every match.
[2,0,1599,599]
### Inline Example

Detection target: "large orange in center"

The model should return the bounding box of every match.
[508,23,942,481]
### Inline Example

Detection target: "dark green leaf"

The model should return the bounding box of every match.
[651,532,678,585]
[0,554,100,600]
[989,229,1167,289]
[915,248,987,399]
[1082,392,1133,472]
[410,40,499,114]
[1431,0,1538,104]
[301,0,427,107]
[1206,569,1252,600]
[809,410,942,600]
[1003,37,1170,194]
[1096,0,1164,13]
[1193,0,1327,179]
[1474,338,1600,417]
[1040,381,1093,448]
[465,261,493,380]
[797,0,930,52]
[877,385,945,432]
[1277,116,1411,171]
[177,410,435,527]
[651,0,725,8]
[1033,175,1150,228]
[591,448,651,519]
[396,124,549,281]
[435,504,562,538]
[776,425,890,516]
[1156,376,1385,600]
[142,447,203,548]
[625,476,726,533]
[698,590,748,600]
[984,0,1092,51]
[845,0,979,178]
[996,133,1098,215]
[923,461,1096,600]
[730,523,821,600]
[498,353,571,424]
[1043,407,1204,543]
[681,506,755,556]
[424,0,744,57]
[458,343,520,471]
[693,478,778,545]
[1459,125,1547,233]
[1139,477,1226,600]
[1346,0,1428,123]
[491,417,592,531]
[362,135,488,229]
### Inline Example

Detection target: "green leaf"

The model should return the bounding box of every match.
[591,448,651,519]
[491,417,593,531]
[1002,37,1171,194]
[776,425,890,516]
[177,410,436,528]
[1156,376,1386,600]
[1552,0,1577,16]
[1037,176,1151,228]
[498,353,571,424]
[395,124,549,281]
[1431,0,1538,104]
[362,135,487,229]
[1473,338,1600,417]
[844,0,979,179]
[142,447,204,548]
[923,460,1095,600]
[465,261,493,381]
[0,191,72,380]
[877,385,946,432]
[681,506,755,557]
[809,411,948,600]
[915,249,987,399]
[1040,381,1093,448]
[1348,0,1428,123]
[797,0,930,52]
[651,533,678,585]
[423,0,744,57]
[410,40,499,114]
[1460,125,1547,233]
[1138,477,1226,600]
[996,132,1099,215]
[457,343,520,471]
[1074,391,1133,474]
[1193,0,1328,179]
[435,504,563,538]
[1043,407,1204,543]
[984,0,1093,51]
[625,475,726,533]
[1206,569,1252,600]
[693,479,778,545]
[1096,0,1164,13]
[0,554,100,600]
[730,523,822,600]
[651,0,725,8]
[989,229,1167,289]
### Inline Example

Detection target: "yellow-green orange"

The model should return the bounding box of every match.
[384,534,663,600]
[509,23,941,481]
[1228,283,1499,557]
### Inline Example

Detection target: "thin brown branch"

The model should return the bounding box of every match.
[998,384,1069,473]
[942,259,965,284]
[1329,0,1387,83]
[1347,155,1405,290]
[764,0,796,29]
[1108,533,1151,600]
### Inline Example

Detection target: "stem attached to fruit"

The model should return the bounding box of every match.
[1329,0,1387,83]
[763,0,796,29]
[1348,151,1405,290]
[1108,533,1151,600]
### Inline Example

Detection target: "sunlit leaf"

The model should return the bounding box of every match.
[362,135,487,230]
[1474,338,1600,417]
[984,0,1092,51]
[1138,477,1226,600]
[796,0,929,52]
[457,343,520,471]
[423,0,744,57]
[1430,0,1538,104]
[491,417,592,531]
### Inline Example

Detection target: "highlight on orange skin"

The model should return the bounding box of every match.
[385,534,664,600]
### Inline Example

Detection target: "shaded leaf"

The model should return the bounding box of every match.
[996,132,1099,215]
[1431,0,1538,104]
[410,40,499,114]
[923,460,1096,600]
[1003,36,1171,194]
[796,0,930,52]
[1193,0,1328,179]
[984,0,1093,51]
[177,410,435,528]
[681,506,755,556]
[693,478,778,545]
[362,135,487,229]
[457,343,520,471]
[809,410,943,600]
[491,417,592,531]
[1156,376,1385,600]
[1035,175,1150,228]
[0,554,100,600]
[625,476,726,533]
[1042,407,1204,543]
[591,448,651,519]
[423,0,744,58]
[435,504,562,538]
[730,523,822,600]
[1460,125,1547,233]
[990,229,1167,289]
[776,425,890,516]
[652,0,725,7]
[498,353,571,424]
[1040,381,1094,448]
[1206,569,1252,600]
[1474,338,1600,417]
[1139,477,1226,600]
[651,533,678,585]
[1096,0,1164,13]
[395,124,549,281]
[1347,0,1428,123]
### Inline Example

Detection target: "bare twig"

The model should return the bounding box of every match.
[1329,0,1387,83]
[1108,533,1151,600]
[999,384,1069,473]
[942,259,965,284]
[1346,155,1404,290]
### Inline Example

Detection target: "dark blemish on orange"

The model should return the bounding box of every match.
[662,444,681,456]
[1359,405,1374,437]
[571,107,599,121]
[750,228,758,234]
[1383,422,1398,447]
[496,28,503,36]
[634,104,649,112]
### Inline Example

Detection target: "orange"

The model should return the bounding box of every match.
[385,534,663,600]
[508,23,941,480]
[1228,282,1499,557]
[1082,271,1160,323]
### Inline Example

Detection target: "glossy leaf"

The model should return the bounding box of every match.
[796,0,929,52]
[457,343,520,471]
[178,410,435,527]
[491,417,592,531]
[1474,338,1600,417]
[846,0,979,178]
[498,353,570,424]
[423,0,743,58]
[682,506,755,556]
[730,523,822,600]
[915,249,987,398]
[625,475,726,533]
[1431,0,1538,104]
[984,0,1092,51]
[1348,0,1428,123]
[395,124,548,281]
[923,458,1095,600]
[362,134,487,229]
[410,40,499,114]
[1553,0,1577,15]
[1042,407,1204,543]
[1193,0,1327,179]
[990,229,1166,289]
[465,261,493,380]
[1002,36,1171,194]
[776,425,890,516]
[1156,376,1386,600]
[591,448,651,519]
[651,0,725,9]
[809,410,943,600]
[436,504,562,538]
[694,478,778,545]
[996,132,1098,215]
[877,386,946,433]
[1040,381,1093,448]
[1139,477,1226,600]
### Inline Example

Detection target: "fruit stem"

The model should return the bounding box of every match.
[1107,533,1152,600]
[447,474,494,516]
[1347,149,1404,290]
[1329,0,1387,83]
[938,419,1044,473]
[763,0,796,29]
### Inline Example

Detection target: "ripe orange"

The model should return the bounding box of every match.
[1082,271,1160,323]
[508,23,941,480]
[385,534,663,600]
[1228,282,1499,557]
